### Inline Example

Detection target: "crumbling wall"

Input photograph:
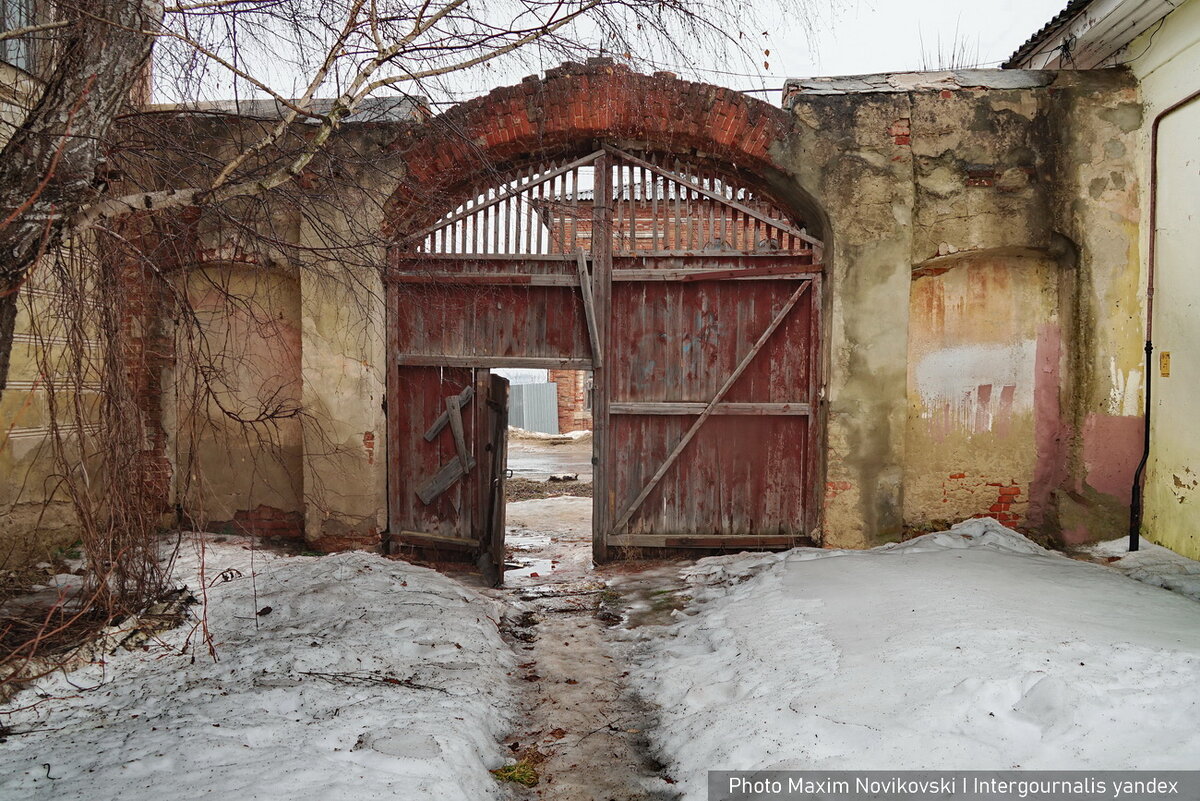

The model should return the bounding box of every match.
[175,265,305,538]
[782,69,1141,546]
[548,369,592,434]
[82,65,1144,556]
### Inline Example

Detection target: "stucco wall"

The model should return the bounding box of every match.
[781,69,1141,547]
[174,266,305,537]
[905,254,1060,532]
[6,66,1146,558]
[0,272,96,564]
[1127,0,1200,559]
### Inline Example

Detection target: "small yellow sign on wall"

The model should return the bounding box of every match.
[1160,351,1171,378]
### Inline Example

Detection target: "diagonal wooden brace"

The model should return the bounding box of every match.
[416,455,477,505]
[423,384,474,442]
[576,250,603,369]
[446,395,471,474]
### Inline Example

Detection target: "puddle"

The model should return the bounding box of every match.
[604,564,692,628]
[506,439,594,482]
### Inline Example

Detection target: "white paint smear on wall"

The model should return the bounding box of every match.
[1108,358,1142,417]
[914,341,1036,432]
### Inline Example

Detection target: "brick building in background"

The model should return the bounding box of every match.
[547,369,592,433]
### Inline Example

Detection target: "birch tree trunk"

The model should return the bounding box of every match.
[0,0,163,392]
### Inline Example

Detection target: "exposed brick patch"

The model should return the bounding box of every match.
[825,480,853,501]
[311,518,381,553]
[363,431,376,464]
[888,117,910,146]
[383,60,797,238]
[103,210,196,515]
[942,473,1029,528]
[213,505,305,540]
[965,165,996,187]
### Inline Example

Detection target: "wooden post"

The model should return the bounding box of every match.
[592,153,613,562]
[576,250,602,369]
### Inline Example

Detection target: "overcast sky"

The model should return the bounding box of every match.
[761,0,1060,77]
[636,0,1065,94]
[415,0,1066,107]
[160,0,1067,106]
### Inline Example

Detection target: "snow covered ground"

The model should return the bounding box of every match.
[0,536,518,801]
[1086,536,1200,603]
[621,519,1200,798]
[6,515,1200,801]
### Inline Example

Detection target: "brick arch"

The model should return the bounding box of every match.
[382,60,817,239]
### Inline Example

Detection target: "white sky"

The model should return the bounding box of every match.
[164,0,1068,107]
[405,0,1066,108]
[701,0,1063,89]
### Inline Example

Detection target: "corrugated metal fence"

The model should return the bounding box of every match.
[509,382,559,434]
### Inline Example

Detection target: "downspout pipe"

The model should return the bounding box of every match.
[1129,87,1200,552]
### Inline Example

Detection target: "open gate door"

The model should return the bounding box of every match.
[387,367,508,585]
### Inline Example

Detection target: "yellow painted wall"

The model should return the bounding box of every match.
[0,62,38,148]
[1131,0,1200,559]
[174,266,305,533]
[0,268,102,564]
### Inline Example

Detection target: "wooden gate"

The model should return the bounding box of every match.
[388,146,823,565]
[387,367,509,584]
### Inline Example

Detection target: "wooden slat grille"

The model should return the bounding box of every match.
[407,149,821,258]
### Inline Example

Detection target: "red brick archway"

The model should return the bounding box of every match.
[383,62,827,571]
[383,59,816,240]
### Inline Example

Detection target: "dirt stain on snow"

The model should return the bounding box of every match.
[488,497,682,800]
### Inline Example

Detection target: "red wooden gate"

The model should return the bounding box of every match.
[388,147,822,566]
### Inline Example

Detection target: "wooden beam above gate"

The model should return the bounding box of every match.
[610,402,812,415]
[397,354,594,369]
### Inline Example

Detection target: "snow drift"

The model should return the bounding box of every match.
[623,519,1200,798]
[0,539,518,800]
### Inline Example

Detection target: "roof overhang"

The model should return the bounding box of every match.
[1004,0,1178,69]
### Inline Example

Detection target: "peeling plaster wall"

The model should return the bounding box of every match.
[1128,0,1200,560]
[297,268,387,550]
[776,93,914,546]
[1047,73,1146,545]
[783,69,1141,546]
[0,274,94,564]
[905,255,1059,531]
[175,267,305,536]
[77,66,1146,555]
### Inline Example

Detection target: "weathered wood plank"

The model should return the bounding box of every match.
[609,402,813,416]
[591,152,613,562]
[394,253,580,262]
[416,455,477,505]
[576,250,603,369]
[422,384,474,442]
[393,530,477,550]
[391,273,579,287]
[446,396,471,474]
[606,534,802,548]
[612,265,824,282]
[610,280,812,534]
[399,355,594,369]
